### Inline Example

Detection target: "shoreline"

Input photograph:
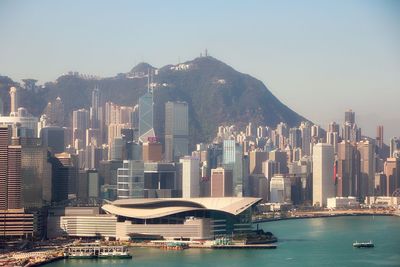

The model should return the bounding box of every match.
[253,211,397,223]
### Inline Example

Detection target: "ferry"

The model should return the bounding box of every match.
[66,243,132,259]
[353,241,374,248]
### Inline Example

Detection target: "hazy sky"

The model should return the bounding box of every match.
[0,0,399,141]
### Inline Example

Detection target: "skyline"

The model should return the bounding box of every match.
[0,0,399,141]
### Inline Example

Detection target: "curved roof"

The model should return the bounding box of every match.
[102,197,261,219]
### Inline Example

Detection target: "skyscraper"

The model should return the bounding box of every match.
[180,156,200,198]
[390,137,400,158]
[0,126,11,210]
[300,122,311,156]
[20,137,52,208]
[312,143,335,207]
[72,108,89,149]
[223,139,243,196]
[138,92,155,142]
[345,109,355,124]
[7,144,22,209]
[40,126,65,154]
[357,140,375,198]
[90,87,101,129]
[336,141,359,197]
[0,127,22,210]
[376,125,384,149]
[165,101,189,162]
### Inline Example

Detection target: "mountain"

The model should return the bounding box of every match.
[0,56,307,146]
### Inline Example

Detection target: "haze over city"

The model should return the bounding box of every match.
[0,1,400,266]
[0,0,399,140]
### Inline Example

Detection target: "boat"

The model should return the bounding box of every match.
[98,246,132,259]
[66,243,132,259]
[353,241,374,248]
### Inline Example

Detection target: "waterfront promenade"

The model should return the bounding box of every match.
[253,208,397,223]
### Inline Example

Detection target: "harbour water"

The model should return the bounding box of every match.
[48,216,400,267]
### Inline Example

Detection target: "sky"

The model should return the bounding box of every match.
[0,0,399,142]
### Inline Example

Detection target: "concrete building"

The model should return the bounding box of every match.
[143,141,162,162]
[117,160,145,199]
[48,198,261,240]
[313,143,335,207]
[0,209,33,238]
[384,157,400,196]
[180,156,200,198]
[249,150,268,175]
[269,149,288,174]
[269,174,291,203]
[0,126,23,210]
[21,138,52,208]
[327,197,360,209]
[357,139,375,198]
[165,101,189,162]
[72,109,89,149]
[336,141,359,197]
[40,126,65,154]
[211,167,233,197]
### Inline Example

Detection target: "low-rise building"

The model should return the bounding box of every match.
[327,197,360,209]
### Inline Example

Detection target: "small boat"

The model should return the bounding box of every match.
[353,241,374,248]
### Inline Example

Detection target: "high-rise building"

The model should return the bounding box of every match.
[300,122,311,156]
[138,92,155,142]
[326,131,339,154]
[40,126,65,154]
[223,140,243,196]
[384,157,400,196]
[289,128,301,149]
[165,101,189,162]
[269,149,288,174]
[312,143,335,207]
[211,167,233,197]
[249,150,268,175]
[390,137,400,158]
[7,144,22,209]
[90,87,101,129]
[376,125,384,149]
[72,109,89,149]
[143,142,162,162]
[0,126,22,210]
[0,126,11,210]
[269,174,291,203]
[336,141,359,197]
[345,109,355,124]
[357,140,375,198]
[342,109,361,143]
[117,160,145,198]
[9,87,19,116]
[43,97,65,126]
[20,138,52,208]
[180,156,200,198]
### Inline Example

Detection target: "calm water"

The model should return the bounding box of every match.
[49,216,400,267]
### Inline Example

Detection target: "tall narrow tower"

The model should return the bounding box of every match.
[138,71,155,142]
[90,87,100,129]
[9,87,19,116]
